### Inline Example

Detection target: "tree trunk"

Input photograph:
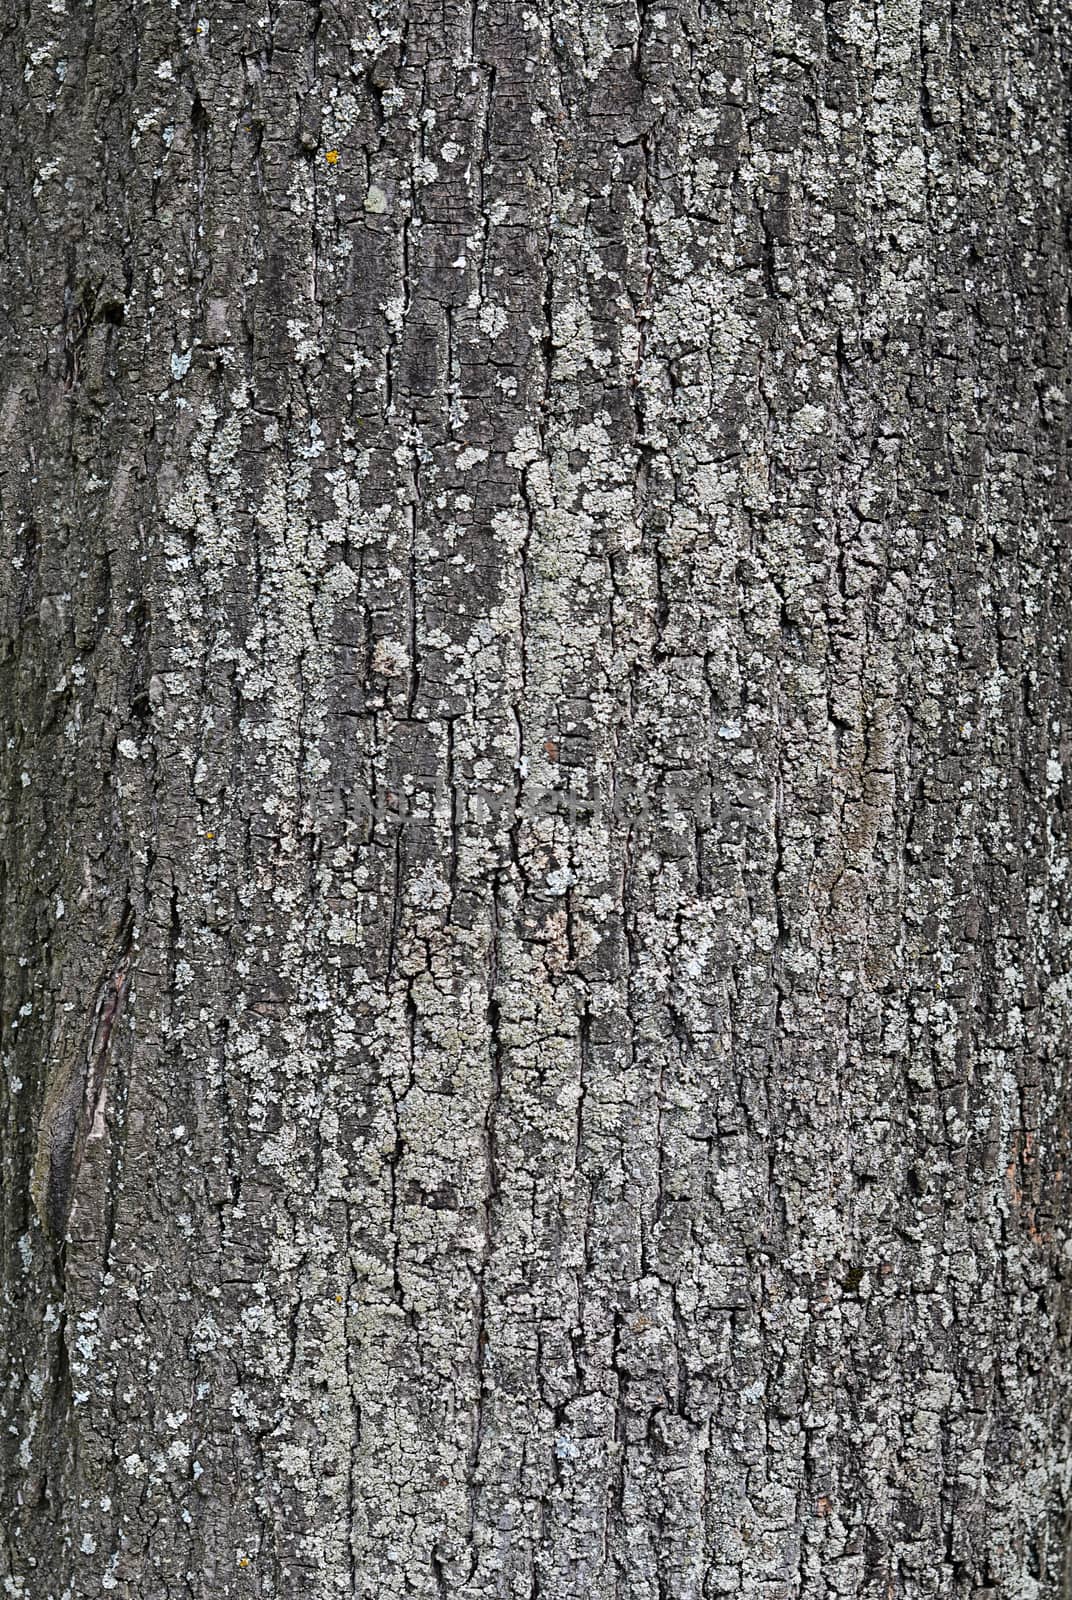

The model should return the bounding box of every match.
[3,0,1072,1595]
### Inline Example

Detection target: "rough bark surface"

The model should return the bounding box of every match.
[3,0,1072,1595]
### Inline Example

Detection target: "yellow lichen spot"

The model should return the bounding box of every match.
[325,149,339,165]
[205,831,215,839]
[238,1557,249,1568]
[336,1294,342,1303]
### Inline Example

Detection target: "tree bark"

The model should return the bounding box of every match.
[3,0,1072,1595]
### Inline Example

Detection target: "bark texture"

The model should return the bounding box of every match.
[3,0,1072,1595]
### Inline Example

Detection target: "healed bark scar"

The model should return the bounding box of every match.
[32,916,134,1247]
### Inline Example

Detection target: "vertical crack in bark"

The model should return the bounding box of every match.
[36,904,135,1264]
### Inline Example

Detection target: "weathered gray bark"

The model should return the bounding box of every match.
[3,0,1072,1594]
